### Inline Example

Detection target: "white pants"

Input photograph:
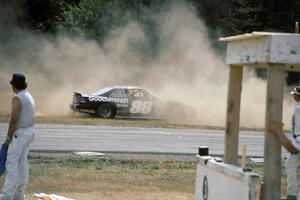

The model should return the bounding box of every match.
[1,127,34,200]
[286,153,300,198]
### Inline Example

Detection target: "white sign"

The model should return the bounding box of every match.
[195,156,259,200]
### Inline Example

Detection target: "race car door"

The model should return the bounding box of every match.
[126,89,154,117]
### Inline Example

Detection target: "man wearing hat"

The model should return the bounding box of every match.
[267,86,300,200]
[0,73,35,200]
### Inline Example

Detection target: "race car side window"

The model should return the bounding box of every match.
[124,89,134,98]
[132,89,152,100]
[141,90,153,100]
[109,89,125,98]
[133,89,144,98]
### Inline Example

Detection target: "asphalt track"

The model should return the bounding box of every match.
[0,123,288,157]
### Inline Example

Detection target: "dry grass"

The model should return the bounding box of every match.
[35,116,209,129]
[0,155,196,200]
[0,114,223,130]
[0,154,295,200]
[0,115,266,131]
[41,191,194,200]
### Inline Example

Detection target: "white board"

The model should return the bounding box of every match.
[195,156,259,200]
[220,32,300,72]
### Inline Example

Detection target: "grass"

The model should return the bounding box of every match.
[0,114,223,130]
[0,154,295,200]
[0,115,267,131]
[16,154,196,200]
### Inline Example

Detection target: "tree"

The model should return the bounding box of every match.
[23,0,79,33]
[5,0,300,83]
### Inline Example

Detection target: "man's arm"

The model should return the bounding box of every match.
[266,121,299,154]
[5,97,21,145]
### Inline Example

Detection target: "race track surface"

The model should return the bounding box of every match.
[0,123,286,157]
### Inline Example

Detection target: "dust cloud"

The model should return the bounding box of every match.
[0,2,296,128]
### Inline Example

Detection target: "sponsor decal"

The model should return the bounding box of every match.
[203,175,208,200]
[116,104,129,107]
[89,96,128,104]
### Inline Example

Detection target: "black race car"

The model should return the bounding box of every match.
[70,86,185,119]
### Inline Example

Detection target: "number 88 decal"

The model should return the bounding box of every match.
[130,101,153,114]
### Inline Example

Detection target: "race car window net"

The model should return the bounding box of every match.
[109,90,125,98]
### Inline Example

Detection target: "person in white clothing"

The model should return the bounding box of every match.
[0,73,35,200]
[267,86,300,200]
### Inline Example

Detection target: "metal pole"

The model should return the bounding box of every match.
[295,21,299,33]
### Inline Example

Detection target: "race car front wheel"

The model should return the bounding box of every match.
[96,103,116,119]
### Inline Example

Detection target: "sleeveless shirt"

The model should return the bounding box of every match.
[15,90,35,129]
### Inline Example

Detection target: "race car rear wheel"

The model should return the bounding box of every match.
[96,103,116,119]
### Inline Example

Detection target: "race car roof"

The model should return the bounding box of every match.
[90,86,158,97]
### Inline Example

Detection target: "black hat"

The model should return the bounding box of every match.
[10,73,26,86]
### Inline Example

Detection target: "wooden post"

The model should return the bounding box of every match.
[240,145,247,168]
[263,64,285,200]
[224,65,243,165]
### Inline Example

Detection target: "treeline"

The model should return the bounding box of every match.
[21,0,300,37]
[3,0,300,84]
